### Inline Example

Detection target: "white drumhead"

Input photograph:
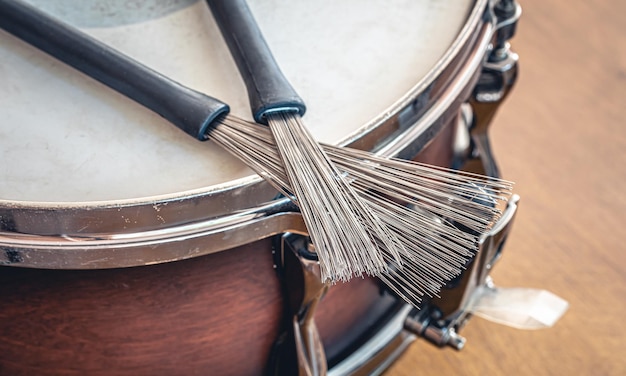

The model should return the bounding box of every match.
[0,0,473,203]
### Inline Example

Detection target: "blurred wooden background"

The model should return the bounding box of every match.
[387,0,626,375]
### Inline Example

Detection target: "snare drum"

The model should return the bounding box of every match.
[0,0,519,374]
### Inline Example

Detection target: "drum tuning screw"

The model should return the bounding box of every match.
[404,314,467,351]
[495,0,517,18]
[491,0,521,57]
[446,328,466,351]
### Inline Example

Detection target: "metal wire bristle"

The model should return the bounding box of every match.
[210,118,513,306]
[254,112,406,282]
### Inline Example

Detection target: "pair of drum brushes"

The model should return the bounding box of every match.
[0,0,512,306]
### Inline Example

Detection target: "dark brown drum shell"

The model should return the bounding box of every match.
[0,240,279,376]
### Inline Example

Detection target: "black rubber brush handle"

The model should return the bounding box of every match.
[207,0,306,124]
[0,0,229,140]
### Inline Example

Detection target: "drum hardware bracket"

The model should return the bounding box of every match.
[481,0,520,103]
[404,195,520,350]
[463,0,520,178]
[269,233,329,376]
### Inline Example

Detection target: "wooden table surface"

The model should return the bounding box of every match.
[387,0,626,375]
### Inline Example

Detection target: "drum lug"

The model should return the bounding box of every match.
[464,45,518,177]
[463,0,520,178]
[269,234,329,376]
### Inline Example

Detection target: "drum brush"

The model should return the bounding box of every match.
[212,119,513,303]
[0,0,513,303]
[206,0,406,282]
